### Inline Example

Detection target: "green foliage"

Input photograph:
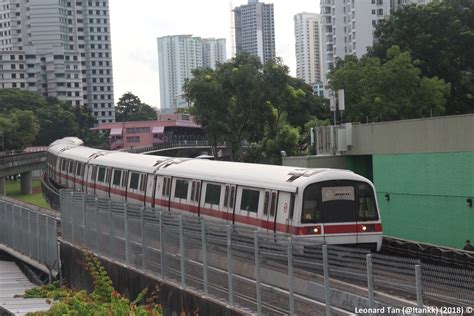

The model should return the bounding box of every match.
[115,92,157,122]
[328,46,450,122]
[369,0,474,114]
[24,252,163,315]
[0,89,102,149]
[0,110,40,150]
[185,53,329,163]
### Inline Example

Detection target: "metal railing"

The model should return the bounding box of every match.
[60,190,474,314]
[0,197,59,276]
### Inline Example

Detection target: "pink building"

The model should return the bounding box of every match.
[94,114,204,150]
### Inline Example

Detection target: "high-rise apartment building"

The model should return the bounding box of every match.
[202,38,226,70]
[234,0,275,64]
[320,0,431,84]
[294,12,322,86]
[0,0,115,123]
[158,35,226,113]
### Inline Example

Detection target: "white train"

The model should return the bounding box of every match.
[47,137,383,250]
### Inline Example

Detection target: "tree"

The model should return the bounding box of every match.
[0,110,40,150]
[186,53,330,162]
[0,89,47,114]
[328,46,450,123]
[0,89,104,148]
[369,0,474,114]
[186,54,268,161]
[115,92,157,122]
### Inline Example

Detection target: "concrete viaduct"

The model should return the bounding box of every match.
[0,152,47,196]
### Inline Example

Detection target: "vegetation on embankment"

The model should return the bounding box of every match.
[23,252,163,315]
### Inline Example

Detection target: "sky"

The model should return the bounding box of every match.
[109,0,320,109]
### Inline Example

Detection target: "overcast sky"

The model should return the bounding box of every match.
[109,0,320,109]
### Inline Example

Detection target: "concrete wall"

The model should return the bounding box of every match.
[283,155,373,180]
[373,152,474,249]
[352,114,474,155]
[60,243,242,316]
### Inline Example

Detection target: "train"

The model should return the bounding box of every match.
[47,137,383,250]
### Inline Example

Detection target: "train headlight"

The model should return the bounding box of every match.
[362,225,367,232]
[313,227,319,234]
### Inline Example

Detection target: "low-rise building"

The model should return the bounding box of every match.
[95,114,204,150]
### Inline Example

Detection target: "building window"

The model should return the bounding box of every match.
[126,136,140,143]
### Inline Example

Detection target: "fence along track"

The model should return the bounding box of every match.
[59,190,473,314]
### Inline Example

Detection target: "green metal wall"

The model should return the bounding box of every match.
[373,153,474,249]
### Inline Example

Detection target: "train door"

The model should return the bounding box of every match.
[189,180,201,215]
[222,185,236,222]
[67,160,75,189]
[86,165,96,195]
[263,190,278,232]
[95,166,108,198]
[75,163,84,192]
[202,182,222,219]
[128,172,146,205]
[160,176,172,211]
[110,169,125,202]
[234,187,260,227]
[58,158,65,184]
[146,174,156,208]
[171,178,191,215]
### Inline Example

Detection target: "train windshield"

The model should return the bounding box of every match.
[301,180,378,224]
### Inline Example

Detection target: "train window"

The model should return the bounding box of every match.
[167,178,172,196]
[230,186,235,209]
[289,193,295,220]
[112,170,121,186]
[205,184,221,205]
[270,192,277,217]
[357,183,378,221]
[191,181,196,201]
[195,182,201,201]
[162,178,167,196]
[129,173,140,190]
[302,184,322,223]
[97,167,106,182]
[263,192,269,215]
[174,179,188,199]
[240,189,259,213]
[319,181,357,223]
[140,175,147,192]
[76,163,82,176]
[224,186,230,207]
[68,161,75,174]
[91,166,97,181]
[121,172,128,187]
[61,159,67,171]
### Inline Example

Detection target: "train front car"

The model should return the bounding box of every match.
[292,169,382,251]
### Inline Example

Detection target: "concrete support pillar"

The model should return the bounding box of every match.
[20,171,32,195]
[0,177,6,196]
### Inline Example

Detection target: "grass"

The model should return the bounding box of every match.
[5,178,52,209]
